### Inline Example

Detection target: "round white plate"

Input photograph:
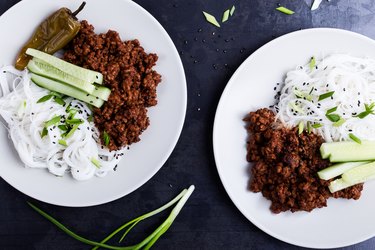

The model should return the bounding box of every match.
[0,0,186,207]
[213,28,375,249]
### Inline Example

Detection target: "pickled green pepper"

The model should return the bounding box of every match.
[15,2,86,70]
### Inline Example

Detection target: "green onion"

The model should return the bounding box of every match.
[45,115,61,127]
[326,106,338,114]
[37,94,53,103]
[103,131,110,146]
[40,127,48,138]
[230,5,235,16]
[66,118,83,125]
[318,91,335,101]
[58,125,68,131]
[54,96,65,106]
[309,87,314,95]
[349,133,361,144]
[326,113,341,122]
[298,121,304,135]
[58,139,67,147]
[307,121,312,133]
[309,56,316,70]
[276,6,295,15]
[312,123,323,128]
[354,102,375,119]
[202,11,220,27]
[333,118,345,127]
[91,157,101,168]
[28,185,195,250]
[289,102,305,114]
[222,9,230,22]
[87,115,94,122]
[64,124,80,139]
[293,88,312,101]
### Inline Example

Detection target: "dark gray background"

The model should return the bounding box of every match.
[1,0,374,249]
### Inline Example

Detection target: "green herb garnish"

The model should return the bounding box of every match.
[298,121,304,135]
[222,9,230,22]
[37,94,53,103]
[58,139,67,147]
[45,115,61,127]
[349,133,361,144]
[307,121,312,133]
[63,124,80,139]
[230,5,235,16]
[87,115,94,122]
[326,106,338,114]
[354,102,375,119]
[309,56,316,70]
[66,118,83,125]
[312,123,323,128]
[318,91,335,101]
[27,185,195,250]
[58,125,68,131]
[103,131,110,146]
[333,118,345,127]
[293,88,313,101]
[202,11,220,27]
[40,127,48,138]
[91,157,101,168]
[276,6,295,15]
[326,113,341,122]
[54,96,65,106]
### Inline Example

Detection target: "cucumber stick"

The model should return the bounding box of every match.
[92,84,111,101]
[342,161,375,183]
[27,58,95,94]
[317,161,368,180]
[320,141,375,162]
[26,48,103,84]
[329,178,353,193]
[30,73,104,108]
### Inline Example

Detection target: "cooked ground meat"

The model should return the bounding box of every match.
[63,20,161,151]
[244,108,363,213]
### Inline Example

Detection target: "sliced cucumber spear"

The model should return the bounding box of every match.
[30,73,104,108]
[27,58,95,94]
[26,48,103,84]
[317,161,368,180]
[342,161,375,184]
[320,141,375,162]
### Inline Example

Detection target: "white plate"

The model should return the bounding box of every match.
[213,28,375,249]
[0,0,186,207]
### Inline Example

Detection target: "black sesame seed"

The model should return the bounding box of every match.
[223,50,227,53]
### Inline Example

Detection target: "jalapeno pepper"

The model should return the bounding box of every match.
[15,2,86,70]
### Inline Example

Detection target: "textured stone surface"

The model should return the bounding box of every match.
[1,0,375,249]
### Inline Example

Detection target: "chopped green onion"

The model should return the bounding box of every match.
[312,123,323,128]
[326,113,341,122]
[354,102,375,119]
[58,125,68,131]
[37,94,53,103]
[202,11,220,27]
[349,133,361,144]
[307,121,312,133]
[40,127,48,138]
[309,56,316,70]
[58,139,67,147]
[326,106,338,114]
[298,121,304,134]
[66,118,83,125]
[276,6,295,15]
[289,102,305,114]
[87,115,94,122]
[103,131,110,146]
[91,157,101,168]
[54,96,65,106]
[63,124,80,139]
[309,87,314,95]
[45,115,61,127]
[318,91,335,101]
[333,118,345,127]
[293,88,312,101]
[222,9,230,22]
[230,5,235,16]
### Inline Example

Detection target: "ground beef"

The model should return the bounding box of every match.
[63,20,161,151]
[244,108,363,213]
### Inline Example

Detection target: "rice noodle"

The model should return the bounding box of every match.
[0,66,125,180]
[276,54,375,142]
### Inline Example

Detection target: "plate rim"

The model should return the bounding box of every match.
[0,0,187,207]
[213,27,375,248]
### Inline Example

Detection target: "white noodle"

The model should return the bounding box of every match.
[0,66,125,180]
[276,54,375,142]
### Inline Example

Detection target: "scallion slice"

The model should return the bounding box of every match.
[318,91,335,101]
[326,113,341,122]
[222,9,230,22]
[349,133,361,144]
[276,6,295,15]
[230,5,235,16]
[45,115,61,127]
[326,106,337,114]
[202,11,220,27]
[309,56,316,70]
